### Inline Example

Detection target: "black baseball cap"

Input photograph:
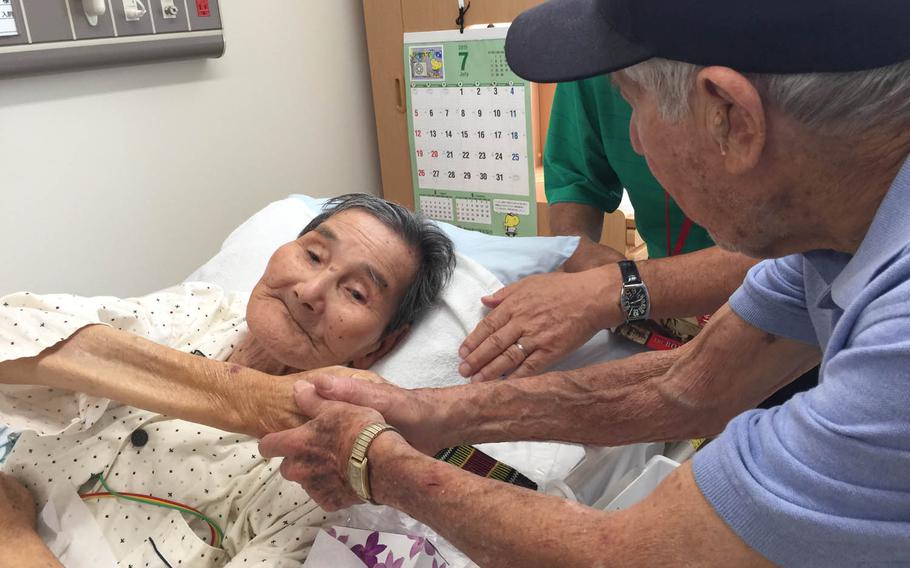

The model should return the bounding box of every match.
[505,0,910,83]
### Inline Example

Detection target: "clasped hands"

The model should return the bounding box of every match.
[259,369,436,512]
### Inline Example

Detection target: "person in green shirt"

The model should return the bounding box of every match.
[455,76,758,382]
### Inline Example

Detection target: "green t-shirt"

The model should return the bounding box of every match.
[543,75,714,259]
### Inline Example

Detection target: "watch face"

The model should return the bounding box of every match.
[621,286,649,320]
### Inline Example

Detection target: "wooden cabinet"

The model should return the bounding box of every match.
[362,0,639,255]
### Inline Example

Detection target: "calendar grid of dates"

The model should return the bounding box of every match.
[411,85,530,200]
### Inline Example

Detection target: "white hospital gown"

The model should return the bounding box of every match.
[0,283,338,567]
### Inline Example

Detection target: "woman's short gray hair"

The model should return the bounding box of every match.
[299,193,455,335]
[621,57,910,137]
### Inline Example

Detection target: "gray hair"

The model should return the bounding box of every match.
[621,57,910,137]
[299,193,455,335]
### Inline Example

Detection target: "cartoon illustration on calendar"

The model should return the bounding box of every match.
[409,45,445,81]
[503,213,520,237]
[404,27,538,236]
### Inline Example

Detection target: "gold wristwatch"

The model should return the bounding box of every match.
[348,423,400,504]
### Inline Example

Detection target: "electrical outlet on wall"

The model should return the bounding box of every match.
[82,0,106,25]
[160,0,179,19]
[122,0,147,21]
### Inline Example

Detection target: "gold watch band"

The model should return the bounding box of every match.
[347,423,399,504]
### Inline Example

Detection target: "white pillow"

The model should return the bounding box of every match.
[371,251,498,388]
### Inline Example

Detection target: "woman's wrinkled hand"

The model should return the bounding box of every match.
[244,366,393,438]
[306,366,391,386]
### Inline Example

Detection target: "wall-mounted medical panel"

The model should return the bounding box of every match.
[0,0,223,78]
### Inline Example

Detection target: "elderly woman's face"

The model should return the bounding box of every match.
[246,209,417,370]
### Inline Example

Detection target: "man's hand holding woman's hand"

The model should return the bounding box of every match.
[242,366,392,439]
[259,380,390,511]
[259,375,428,511]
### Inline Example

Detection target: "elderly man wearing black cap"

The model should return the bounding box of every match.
[261,1,910,566]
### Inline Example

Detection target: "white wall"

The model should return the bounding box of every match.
[0,0,380,297]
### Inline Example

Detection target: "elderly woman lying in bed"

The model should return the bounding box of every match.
[0,194,454,567]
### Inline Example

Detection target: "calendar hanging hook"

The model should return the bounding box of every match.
[456,0,471,33]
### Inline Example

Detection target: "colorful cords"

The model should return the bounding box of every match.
[79,473,224,548]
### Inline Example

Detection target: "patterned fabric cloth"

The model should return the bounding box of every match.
[0,284,339,567]
[434,446,537,491]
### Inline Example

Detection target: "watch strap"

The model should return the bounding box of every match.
[348,423,399,504]
[617,260,642,285]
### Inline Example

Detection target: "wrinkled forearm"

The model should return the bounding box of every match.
[428,348,683,448]
[553,204,756,323]
[373,439,616,567]
[636,246,757,321]
[429,305,820,448]
[0,325,298,437]
[370,437,772,568]
[574,245,758,330]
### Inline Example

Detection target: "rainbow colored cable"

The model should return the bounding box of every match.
[79,473,224,548]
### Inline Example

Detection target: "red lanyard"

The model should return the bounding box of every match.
[664,191,693,257]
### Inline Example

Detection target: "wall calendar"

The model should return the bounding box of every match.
[404,26,537,237]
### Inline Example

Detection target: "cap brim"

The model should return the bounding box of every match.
[505,0,653,83]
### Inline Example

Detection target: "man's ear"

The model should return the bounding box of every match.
[350,325,411,369]
[694,66,766,174]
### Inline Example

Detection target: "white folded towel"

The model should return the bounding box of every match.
[371,252,500,389]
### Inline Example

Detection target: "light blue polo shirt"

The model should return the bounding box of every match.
[693,156,910,567]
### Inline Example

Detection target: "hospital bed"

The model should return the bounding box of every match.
[1,194,688,567]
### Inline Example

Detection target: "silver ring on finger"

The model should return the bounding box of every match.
[515,341,529,358]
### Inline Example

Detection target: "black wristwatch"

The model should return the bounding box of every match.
[618,260,650,322]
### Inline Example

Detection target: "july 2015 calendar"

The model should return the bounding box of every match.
[404,27,537,236]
